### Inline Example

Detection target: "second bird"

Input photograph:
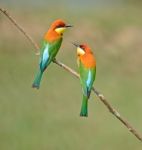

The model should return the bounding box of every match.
[73,43,96,117]
[32,19,72,89]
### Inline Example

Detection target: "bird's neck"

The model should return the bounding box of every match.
[44,29,62,43]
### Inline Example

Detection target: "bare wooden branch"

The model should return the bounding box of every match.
[53,61,142,142]
[0,8,40,55]
[91,88,142,142]
[0,7,142,142]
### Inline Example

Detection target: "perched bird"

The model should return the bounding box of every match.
[32,19,72,89]
[73,43,96,117]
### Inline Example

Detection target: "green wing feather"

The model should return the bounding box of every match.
[79,60,96,117]
[40,38,62,71]
[32,38,62,89]
[79,62,96,98]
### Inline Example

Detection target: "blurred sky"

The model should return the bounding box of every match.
[1,0,124,10]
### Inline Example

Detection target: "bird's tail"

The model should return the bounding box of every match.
[32,70,43,89]
[80,95,88,117]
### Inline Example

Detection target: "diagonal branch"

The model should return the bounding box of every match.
[0,7,142,142]
[0,8,40,55]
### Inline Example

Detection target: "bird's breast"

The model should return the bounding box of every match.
[80,54,96,68]
[44,30,61,43]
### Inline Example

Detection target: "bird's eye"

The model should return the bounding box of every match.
[56,26,61,28]
[56,25,64,28]
[80,46,85,51]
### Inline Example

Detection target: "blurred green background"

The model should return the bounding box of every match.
[0,0,142,149]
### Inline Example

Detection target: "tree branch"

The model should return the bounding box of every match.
[0,8,40,55]
[0,7,142,142]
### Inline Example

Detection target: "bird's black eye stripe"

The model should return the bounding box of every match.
[80,45,85,51]
[56,25,64,28]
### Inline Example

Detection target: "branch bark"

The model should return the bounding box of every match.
[0,7,142,142]
[0,8,40,55]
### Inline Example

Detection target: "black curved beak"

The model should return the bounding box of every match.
[65,25,73,28]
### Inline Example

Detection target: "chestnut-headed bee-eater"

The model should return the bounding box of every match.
[73,43,96,117]
[32,19,72,89]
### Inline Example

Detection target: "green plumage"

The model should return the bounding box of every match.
[79,61,96,117]
[32,38,62,89]
[32,70,43,89]
[80,95,88,116]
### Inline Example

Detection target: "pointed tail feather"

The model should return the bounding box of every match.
[80,95,88,117]
[32,70,43,89]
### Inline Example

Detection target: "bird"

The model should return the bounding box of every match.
[73,43,96,117]
[32,19,72,89]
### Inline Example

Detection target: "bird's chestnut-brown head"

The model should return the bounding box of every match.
[51,19,72,35]
[73,43,92,56]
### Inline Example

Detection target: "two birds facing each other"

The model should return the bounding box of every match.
[32,19,96,117]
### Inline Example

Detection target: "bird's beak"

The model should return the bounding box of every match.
[55,25,72,34]
[72,42,85,55]
[72,42,79,48]
[65,25,73,28]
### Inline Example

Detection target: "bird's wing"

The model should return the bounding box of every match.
[39,39,62,71]
[39,41,50,71]
[79,61,96,98]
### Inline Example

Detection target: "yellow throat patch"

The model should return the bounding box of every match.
[77,47,85,56]
[55,27,66,34]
